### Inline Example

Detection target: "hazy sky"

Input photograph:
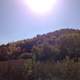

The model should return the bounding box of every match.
[0,0,80,44]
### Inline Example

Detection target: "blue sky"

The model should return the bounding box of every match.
[0,0,80,44]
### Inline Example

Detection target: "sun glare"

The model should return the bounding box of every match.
[24,0,57,14]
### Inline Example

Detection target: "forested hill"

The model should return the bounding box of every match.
[0,29,80,61]
[32,29,80,46]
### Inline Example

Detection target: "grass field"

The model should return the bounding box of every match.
[0,59,32,80]
[0,59,80,80]
[33,60,80,80]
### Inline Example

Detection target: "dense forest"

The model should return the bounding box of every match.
[0,29,80,80]
[0,29,80,62]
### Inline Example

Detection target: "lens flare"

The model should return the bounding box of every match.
[24,0,57,14]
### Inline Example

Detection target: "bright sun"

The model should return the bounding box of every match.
[24,0,57,14]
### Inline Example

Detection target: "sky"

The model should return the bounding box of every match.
[0,0,80,44]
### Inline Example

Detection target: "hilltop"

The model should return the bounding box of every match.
[0,28,80,61]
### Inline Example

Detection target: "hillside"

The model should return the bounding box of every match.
[0,28,80,61]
